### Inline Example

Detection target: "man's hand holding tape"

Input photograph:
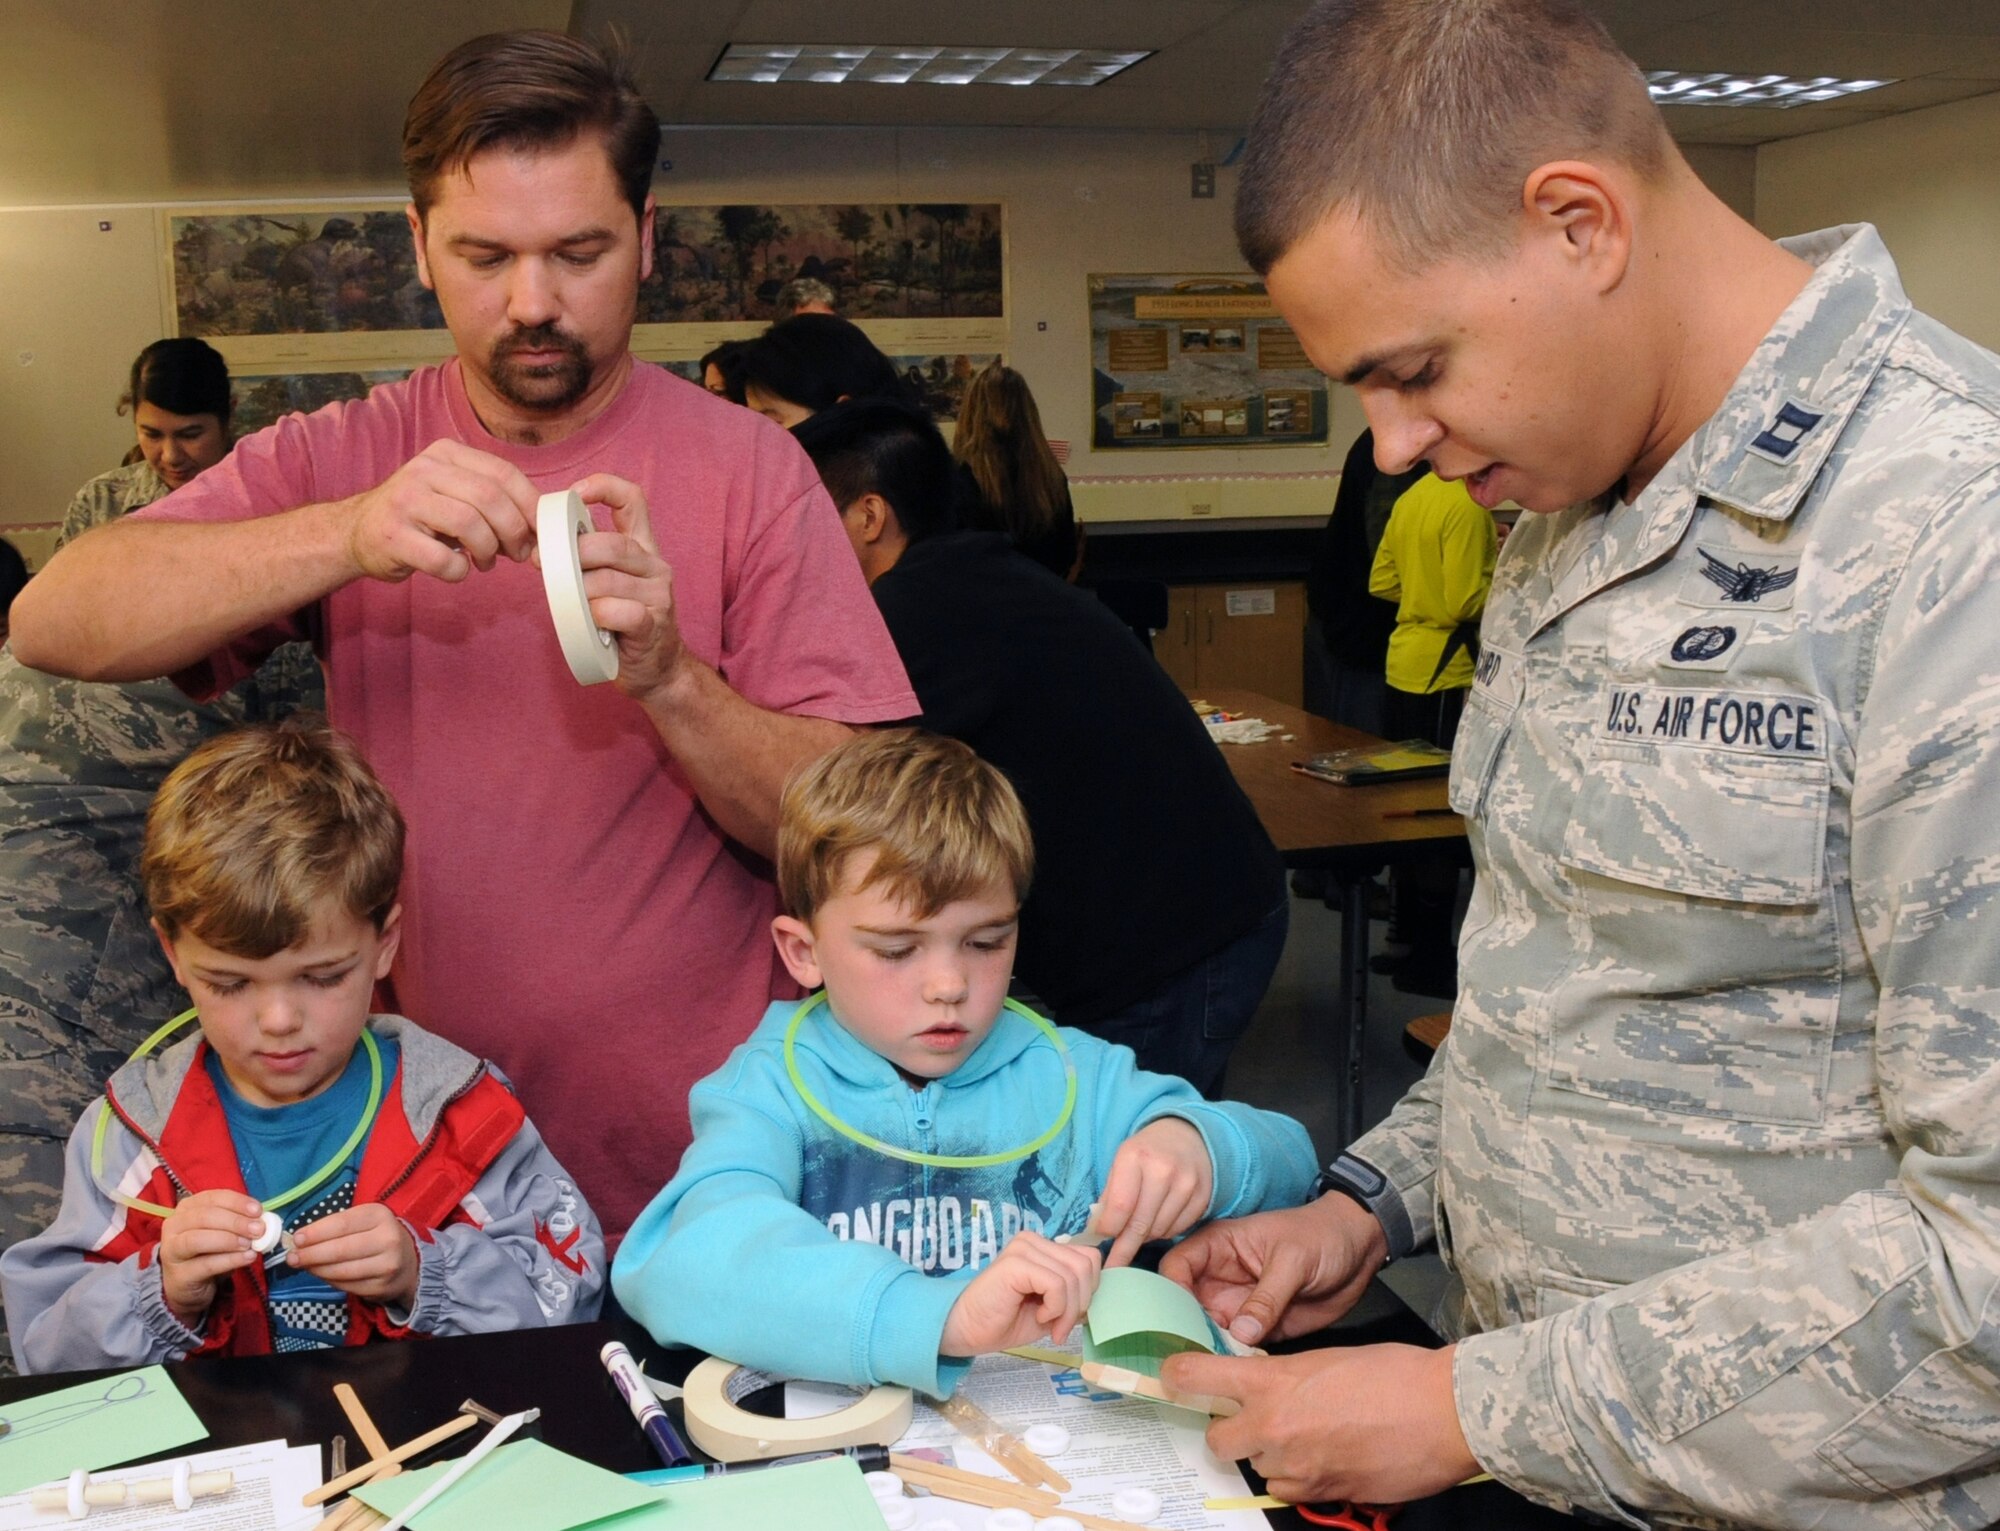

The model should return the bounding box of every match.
[1158,1195,1478,1507]
[555,470,851,860]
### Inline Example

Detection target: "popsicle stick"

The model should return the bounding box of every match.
[1077,1361,1241,1418]
[934,1393,1068,1491]
[891,1463,1140,1531]
[890,1454,1059,1508]
[305,1412,478,1504]
[336,1385,394,1461]
[374,1408,535,1531]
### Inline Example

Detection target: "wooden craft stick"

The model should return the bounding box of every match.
[1077,1361,1241,1418]
[305,1412,478,1504]
[374,1408,536,1531]
[336,1384,395,1461]
[890,1454,1060,1508]
[893,1462,1051,1506]
[891,1463,1140,1531]
[934,1393,1069,1491]
[999,1344,1075,1368]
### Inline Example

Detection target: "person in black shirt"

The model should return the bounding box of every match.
[790,399,1288,1096]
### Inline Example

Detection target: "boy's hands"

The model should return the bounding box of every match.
[159,1190,265,1327]
[941,1231,1101,1357]
[285,1204,420,1309]
[1098,1117,1214,1269]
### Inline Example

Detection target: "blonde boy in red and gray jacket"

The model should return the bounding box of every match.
[1,718,601,1372]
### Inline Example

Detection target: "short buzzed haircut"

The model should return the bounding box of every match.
[403,30,660,224]
[1235,0,1673,273]
[777,729,1034,926]
[143,717,405,958]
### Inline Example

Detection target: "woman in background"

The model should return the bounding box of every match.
[698,340,748,403]
[951,362,1081,580]
[0,337,322,1375]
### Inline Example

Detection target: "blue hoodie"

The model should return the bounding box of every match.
[612,997,1316,1397]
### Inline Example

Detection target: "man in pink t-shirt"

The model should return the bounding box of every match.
[13,33,915,1241]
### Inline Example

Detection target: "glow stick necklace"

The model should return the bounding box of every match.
[783,992,1075,1168]
[90,1006,385,1219]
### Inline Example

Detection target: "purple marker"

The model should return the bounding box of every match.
[600,1340,695,1468]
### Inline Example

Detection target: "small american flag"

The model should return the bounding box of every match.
[1049,439,1071,465]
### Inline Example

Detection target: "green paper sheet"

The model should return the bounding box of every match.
[355,1439,657,1531]
[617,1457,884,1529]
[0,1365,207,1496]
[1082,1266,1223,1377]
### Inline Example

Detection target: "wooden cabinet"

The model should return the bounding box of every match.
[1154,581,1306,705]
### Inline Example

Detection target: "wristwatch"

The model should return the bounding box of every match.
[1310,1152,1397,1265]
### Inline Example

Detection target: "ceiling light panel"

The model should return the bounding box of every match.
[709,43,1152,87]
[1643,72,1895,107]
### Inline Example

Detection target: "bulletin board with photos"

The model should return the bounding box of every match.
[160,201,1007,424]
[1087,272,1329,449]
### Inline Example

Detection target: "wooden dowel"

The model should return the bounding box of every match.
[305,1413,478,1505]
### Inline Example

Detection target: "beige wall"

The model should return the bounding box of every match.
[0,129,1763,561]
[1756,91,2000,352]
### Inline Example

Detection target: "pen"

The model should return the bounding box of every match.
[1382,807,1459,818]
[627,1445,892,1484]
[600,1340,695,1468]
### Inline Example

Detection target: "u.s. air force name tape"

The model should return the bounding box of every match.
[680,1358,913,1462]
[536,489,619,686]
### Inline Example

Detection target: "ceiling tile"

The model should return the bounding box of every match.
[1628,14,2000,79]
[721,0,1237,50]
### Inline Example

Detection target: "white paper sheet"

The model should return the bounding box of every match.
[0,1439,323,1531]
[892,1348,1264,1531]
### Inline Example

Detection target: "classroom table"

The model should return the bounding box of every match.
[1190,688,1470,1150]
[0,1290,1576,1530]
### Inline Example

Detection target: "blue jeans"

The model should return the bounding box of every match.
[1082,899,1290,1098]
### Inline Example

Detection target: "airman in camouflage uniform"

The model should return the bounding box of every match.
[1296,222,2000,1528]
[1154,0,2000,1513]
[0,459,320,1373]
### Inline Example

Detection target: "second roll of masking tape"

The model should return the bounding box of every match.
[679,1357,913,1462]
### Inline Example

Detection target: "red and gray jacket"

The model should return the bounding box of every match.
[1,1014,603,1373]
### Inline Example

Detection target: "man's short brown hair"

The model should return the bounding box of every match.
[1235,0,1672,273]
[143,717,404,958]
[778,730,1034,926]
[403,29,660,223]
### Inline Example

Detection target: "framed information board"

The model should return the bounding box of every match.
[1088,273,1328,449]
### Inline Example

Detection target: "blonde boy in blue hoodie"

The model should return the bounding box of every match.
[614,729,1316,1396]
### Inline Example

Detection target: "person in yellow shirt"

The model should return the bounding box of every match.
[1366,472,1497,996]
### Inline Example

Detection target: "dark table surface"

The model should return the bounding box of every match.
[0,1291,1573,1529]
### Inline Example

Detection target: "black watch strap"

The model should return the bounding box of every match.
[1310,1152,1408,1264]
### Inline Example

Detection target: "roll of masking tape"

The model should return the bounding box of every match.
[536,489,618,686]
[679,1358,913,1463]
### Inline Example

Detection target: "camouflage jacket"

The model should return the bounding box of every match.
[1331,226,2000,1527]
[0,462,322,1061]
